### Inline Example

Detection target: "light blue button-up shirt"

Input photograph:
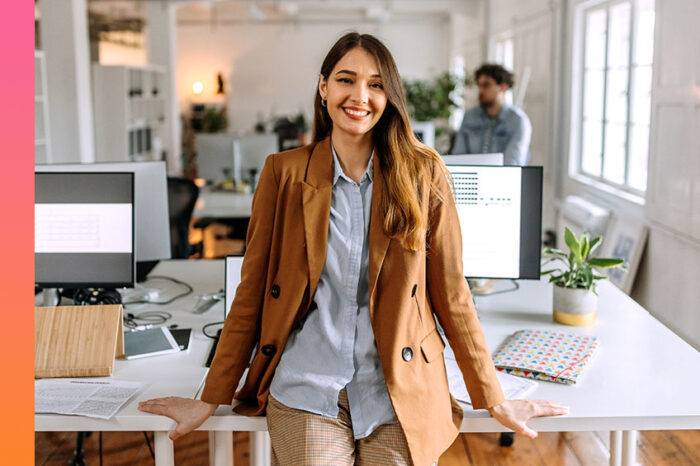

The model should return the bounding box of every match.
[452,104,532,166]
[269,146,398,439]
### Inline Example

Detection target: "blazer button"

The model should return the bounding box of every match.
[261,344,277,356]
[411,284,418,297]
[402,347,413,362]
[271,285,280,299]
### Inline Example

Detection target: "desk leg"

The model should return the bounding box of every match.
[153,432,175,466]
[610,431,622,466]
[621,430,638,466]
[210,431,233,466]
[250,431,271,466]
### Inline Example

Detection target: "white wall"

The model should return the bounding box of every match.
[176,19,450,133]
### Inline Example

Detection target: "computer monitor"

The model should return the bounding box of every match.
[445,164,542,279]
[237,134,278,176]
[196,133,238,183]
[35,172,135,288]
[442,153,504,166]
[224,255,244,318]
[36,161,171,281]
[412,121,435,148]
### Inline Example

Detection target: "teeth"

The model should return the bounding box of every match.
[344,108,369,116]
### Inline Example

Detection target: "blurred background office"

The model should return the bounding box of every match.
[34,0,699,352]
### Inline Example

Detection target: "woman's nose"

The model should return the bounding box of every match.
[350,83,369,104]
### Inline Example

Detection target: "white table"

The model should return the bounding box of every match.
[194,189,253,219]
[36,260,700,466]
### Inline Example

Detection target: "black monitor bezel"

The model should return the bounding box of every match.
[34,171,136,289]
[444,164,543,280]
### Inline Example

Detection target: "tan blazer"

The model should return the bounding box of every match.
[202,136,504,466]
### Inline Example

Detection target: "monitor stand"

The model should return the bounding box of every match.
[42,288,60,307]
[137,260,160,283]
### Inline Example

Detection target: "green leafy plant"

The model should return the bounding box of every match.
[541,227,627,293]
[403,72,459,121]
[201,107,228,133]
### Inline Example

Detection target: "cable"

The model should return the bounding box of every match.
[121,275,193,307]
[202,321,225,339]
[99,432,103,466]
[143,431,155,459]
[472,279,520,296]
[123,310,173,330]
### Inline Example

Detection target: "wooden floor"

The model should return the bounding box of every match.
[36,430,699,465]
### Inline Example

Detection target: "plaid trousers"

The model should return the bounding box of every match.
[266,388,434,466]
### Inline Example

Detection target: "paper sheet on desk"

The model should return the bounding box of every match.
[444,356,536,405]
[35,378,144,419]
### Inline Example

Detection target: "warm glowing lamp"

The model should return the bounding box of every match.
[192,81,204,95]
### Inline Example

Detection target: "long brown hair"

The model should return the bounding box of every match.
[312,32,447,251]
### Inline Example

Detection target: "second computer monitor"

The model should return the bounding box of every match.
[442,153,504,166]
[445,164,542,279]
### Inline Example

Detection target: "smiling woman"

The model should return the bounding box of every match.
[138,32,568,466]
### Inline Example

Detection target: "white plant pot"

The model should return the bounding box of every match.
[552,285,598,326]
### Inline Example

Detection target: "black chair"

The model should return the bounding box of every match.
[167,177,200,259]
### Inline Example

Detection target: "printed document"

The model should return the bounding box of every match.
[35,378,144,419]
[445,355,537,405]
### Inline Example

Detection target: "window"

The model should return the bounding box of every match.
[494,37,514,105]
[577,0,655,195]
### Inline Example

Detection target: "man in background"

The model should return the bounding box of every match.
[452,64,532,166]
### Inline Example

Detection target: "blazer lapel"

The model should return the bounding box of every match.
[368,154,391,314]
[301,138,333,298]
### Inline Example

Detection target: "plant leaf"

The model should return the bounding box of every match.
[589,236,602,256]
[564,227,581,264]
[589,258,625,268]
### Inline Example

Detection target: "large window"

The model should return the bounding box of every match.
[578,0,655,195]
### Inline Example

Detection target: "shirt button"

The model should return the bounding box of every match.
[261,344,277,356]
[411,284,418,297]
[402,347,413,362]
[270,285,280,299]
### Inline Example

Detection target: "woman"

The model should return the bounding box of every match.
[139,32,568,465]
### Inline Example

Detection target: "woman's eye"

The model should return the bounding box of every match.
[337,78,352,84]
[371,83,384,89]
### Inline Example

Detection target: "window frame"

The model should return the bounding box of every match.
[574,0,653,199]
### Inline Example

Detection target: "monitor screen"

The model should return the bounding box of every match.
[237,134,278,173]
[35,161,171,264]
[196,133,237,183]
[445,165,542,279]
[224,255,244,318]
[35,172,135,288]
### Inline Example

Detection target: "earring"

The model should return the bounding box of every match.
[321,97,327,107]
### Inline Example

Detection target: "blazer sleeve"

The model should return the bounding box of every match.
[425,161,505,410]
[201,153,280,405]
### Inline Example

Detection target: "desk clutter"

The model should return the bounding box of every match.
[492,329,599,385]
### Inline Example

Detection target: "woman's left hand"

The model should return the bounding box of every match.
[488,399,569,438]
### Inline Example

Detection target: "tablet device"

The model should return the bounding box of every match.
[170,328,193,350]
[123,327,180,359]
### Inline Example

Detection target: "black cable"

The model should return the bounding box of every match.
[99,432,103,466]
[122,275,193,306]
[143,431,155,459]
[202,321,225,339]
[472,279,520,296]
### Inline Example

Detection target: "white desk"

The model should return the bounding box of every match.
[36,260,700,466]
[194,189,253,219]
[35,260,228,466]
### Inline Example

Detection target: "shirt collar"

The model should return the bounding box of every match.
[480,104,509,123]
[331,144,374,185]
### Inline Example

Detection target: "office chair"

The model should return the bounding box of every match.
[167,177,200,259]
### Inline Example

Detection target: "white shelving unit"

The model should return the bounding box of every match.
[35,50,52,164]
[92,64,167,162]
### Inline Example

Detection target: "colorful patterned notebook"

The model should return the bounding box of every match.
[492,329,599,385]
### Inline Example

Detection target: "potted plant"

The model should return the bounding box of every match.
[542,227,627,326]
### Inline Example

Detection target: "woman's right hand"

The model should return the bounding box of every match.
[138,397,218,440]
